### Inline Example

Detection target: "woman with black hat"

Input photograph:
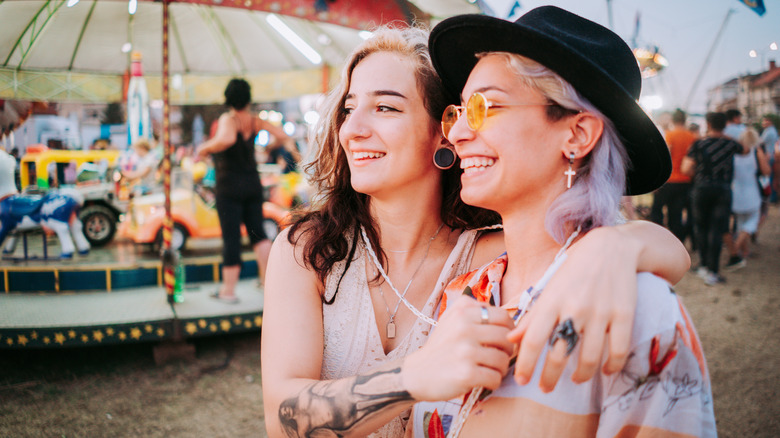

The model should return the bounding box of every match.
[405,6,715,437]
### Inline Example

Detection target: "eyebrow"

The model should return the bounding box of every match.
[460,86,507,102]
[345,90,408,100]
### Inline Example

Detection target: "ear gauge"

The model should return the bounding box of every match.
[433,144,456,170]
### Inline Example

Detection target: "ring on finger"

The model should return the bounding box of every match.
[548,318,579,357]
[480,307,490,325]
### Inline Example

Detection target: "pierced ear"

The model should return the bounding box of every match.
[563,112,604,157]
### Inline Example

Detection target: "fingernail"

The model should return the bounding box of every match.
[515,374,529,385]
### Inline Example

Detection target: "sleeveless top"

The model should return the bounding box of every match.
[320,229,482,438]
[731,150,761,213]
[213,116,262,198]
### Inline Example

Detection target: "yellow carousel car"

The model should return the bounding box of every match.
[119,165,290,252]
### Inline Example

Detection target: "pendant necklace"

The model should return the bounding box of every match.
[365,223,444,339]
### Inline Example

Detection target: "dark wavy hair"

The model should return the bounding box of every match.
[287,24,499,302]
[224,78,251,109]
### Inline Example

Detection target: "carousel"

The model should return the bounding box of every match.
[0,0,477,349]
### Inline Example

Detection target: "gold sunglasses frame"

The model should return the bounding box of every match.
[441,92,556,140]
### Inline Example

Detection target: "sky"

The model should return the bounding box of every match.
[479,0,779,116]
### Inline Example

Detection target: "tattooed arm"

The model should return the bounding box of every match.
[261,229,416,437]
[262,229,515,437]
[276,365,414,437]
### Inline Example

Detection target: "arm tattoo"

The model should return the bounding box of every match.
[278,366,413,437]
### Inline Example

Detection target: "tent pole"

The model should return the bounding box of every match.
[161,0,175,304]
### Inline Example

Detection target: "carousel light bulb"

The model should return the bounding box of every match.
[304,110,319,125]
[770,42,778,51]
[128,0,137,15]
[283,122,296,136]
[67,0,80,7]
[121,43,132,53]
[256,130,270,146]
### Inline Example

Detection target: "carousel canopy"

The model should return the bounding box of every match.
[0,0,478,104]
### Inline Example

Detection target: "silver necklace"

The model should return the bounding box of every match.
[362,224,501,328]
[363,223,444,339]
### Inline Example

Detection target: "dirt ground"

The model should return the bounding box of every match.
[1,206,779,438]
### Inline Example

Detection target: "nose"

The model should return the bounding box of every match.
[339,107,370,144]
[446,107,475,150]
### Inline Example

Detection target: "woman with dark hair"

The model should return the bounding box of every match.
[196,78,290,303]
[261,25,690,438]
[406,7,715,436]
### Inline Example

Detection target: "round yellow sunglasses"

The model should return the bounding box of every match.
[441,92,556,140]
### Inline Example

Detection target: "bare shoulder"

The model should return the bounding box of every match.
[470,229,506,270]
[268,226,323,296]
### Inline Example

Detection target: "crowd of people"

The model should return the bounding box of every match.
[652,108,778,286]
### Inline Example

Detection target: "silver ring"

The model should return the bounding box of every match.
[549,318,579,357]
[480,307,489,325]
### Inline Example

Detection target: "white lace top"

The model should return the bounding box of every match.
[320,229,482,438]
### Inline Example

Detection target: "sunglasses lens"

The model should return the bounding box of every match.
[442,105,459,139]
[467,92,487,131]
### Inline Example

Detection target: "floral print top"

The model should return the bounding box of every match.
[408,253,717,438]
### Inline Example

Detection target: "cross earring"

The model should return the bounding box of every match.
[565,152,576,189]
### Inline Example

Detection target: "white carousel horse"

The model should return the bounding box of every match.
[0,150,90,258]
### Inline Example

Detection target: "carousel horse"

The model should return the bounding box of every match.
[0,150,90,258]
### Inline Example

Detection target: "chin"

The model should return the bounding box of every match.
[459,188,496,211]
[350,176,382,196]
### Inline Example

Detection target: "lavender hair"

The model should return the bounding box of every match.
[481,52,630,243]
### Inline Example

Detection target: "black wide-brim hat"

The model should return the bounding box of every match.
[429,6,671,195]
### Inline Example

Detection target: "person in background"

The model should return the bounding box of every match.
[682,112,745,285]
[688,122,701,139]
[196,78,290,304]
[651,108,697,245]
[91,138,110,150]
[758,115,778,205]
[266,138,301,174]
[121,138,158,196]
[724,128,771,269]
[723,108,745,141]
[407,7,715,436]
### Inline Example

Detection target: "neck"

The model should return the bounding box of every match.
[495,193,566,304]
[369,194,445,260]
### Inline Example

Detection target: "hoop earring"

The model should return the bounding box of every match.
[565,151,576,189]
[433,144,456,170]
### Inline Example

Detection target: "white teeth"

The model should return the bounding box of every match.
[353,151,386,159]
[460,157,495,171]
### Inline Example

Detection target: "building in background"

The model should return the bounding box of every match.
[709,60,779,121]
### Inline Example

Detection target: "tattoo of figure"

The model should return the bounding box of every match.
[278,366,413,437]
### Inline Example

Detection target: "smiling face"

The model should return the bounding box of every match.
[446,55,571,216]
[338,51,441,199]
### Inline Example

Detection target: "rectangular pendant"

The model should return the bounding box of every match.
[386,321,396,339]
